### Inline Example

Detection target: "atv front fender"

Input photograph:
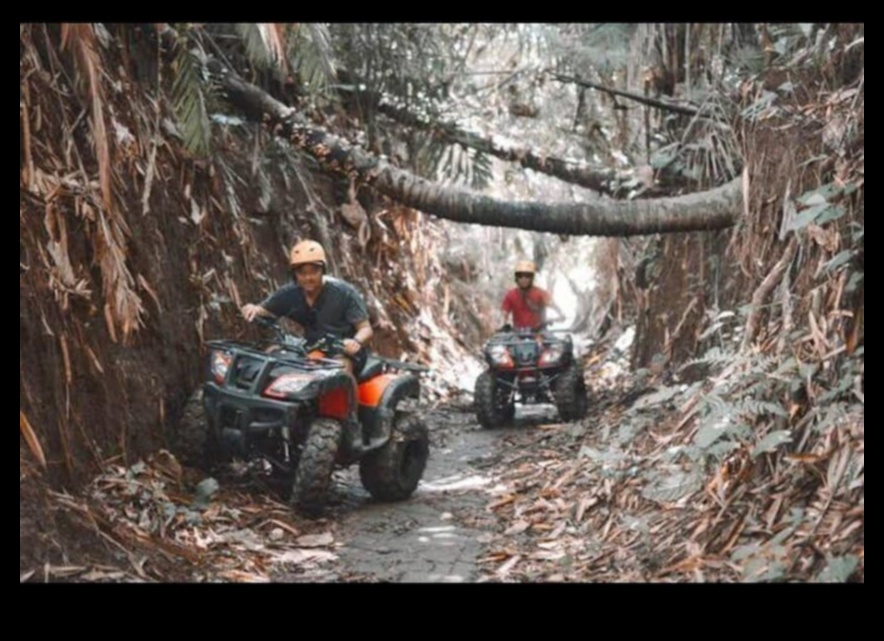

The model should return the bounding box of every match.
[357,374,420,443]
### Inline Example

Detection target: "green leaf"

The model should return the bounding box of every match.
[797,183,842,205]
[787,203,829,231]
[797,155,827,168]
[731,543,760,562]
[845,272,864,293]
[706,441,741,460]
[815,555,859,583]
[641,470,703,504]
[193,477,220,508]
[821,249,854,274]
[696,417,731,449]
[818,377,853,404]
[126,462,147,480]
[752,430,792,457]
[650,151,677,169]
[816,204,846,225]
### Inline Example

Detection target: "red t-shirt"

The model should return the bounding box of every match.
[502,286,551,329]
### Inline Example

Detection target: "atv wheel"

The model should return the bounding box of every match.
[292,417,342,515]
[554,365,589,422]
[360,412,429,502]
[168,389,217,470]
[474,370,514,429]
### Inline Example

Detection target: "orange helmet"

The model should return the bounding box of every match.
[514,260,536,275]
[290,240,327,268]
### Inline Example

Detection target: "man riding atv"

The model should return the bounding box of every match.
[171,239,431,515]
[241,239,372,377]
[500,259,566,331]
[474,259,589,428]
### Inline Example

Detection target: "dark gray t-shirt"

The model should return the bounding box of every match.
[260,277,369,343]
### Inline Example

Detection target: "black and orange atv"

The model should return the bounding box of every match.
[169,317,430,515]
[474,323,589,429]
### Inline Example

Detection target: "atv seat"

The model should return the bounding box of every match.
[357,355,386,382]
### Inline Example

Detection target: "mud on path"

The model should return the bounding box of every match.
[274,402,561,583]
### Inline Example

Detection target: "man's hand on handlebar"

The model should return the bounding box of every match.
[242,304,267,323]
[342,338,363,356]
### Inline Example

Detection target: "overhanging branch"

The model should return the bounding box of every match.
[209,59,744,237]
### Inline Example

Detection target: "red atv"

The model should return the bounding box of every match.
[474,323,589,428]
[170,317,430,515]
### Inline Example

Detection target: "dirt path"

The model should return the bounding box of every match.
[275,403,558,583]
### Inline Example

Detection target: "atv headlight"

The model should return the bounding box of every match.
[539,344,564,366]
[487,344,514,368]
[210,350,233,383]
[264,373,314,399]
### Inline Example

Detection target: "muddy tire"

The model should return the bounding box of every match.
[554,366,589,422]
[169,389,217,470]
[292,417,342,515]
[360,412,429,502]
[474,370,514,429]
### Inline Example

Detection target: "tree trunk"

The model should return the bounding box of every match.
[210,60,744,237]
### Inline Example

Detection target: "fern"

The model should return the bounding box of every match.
[680,346,731,370]
[171,29,213,157]
[737,398,789,419]
[289,23,336,99]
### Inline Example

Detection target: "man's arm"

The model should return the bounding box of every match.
[241,303,274,322]
[353,318,373,345]
[342,284,373,355]
[243,284,295,322]
[500,291,514,327]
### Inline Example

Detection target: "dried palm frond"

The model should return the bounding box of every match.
[235,23,289,72]
[60,24,112,212]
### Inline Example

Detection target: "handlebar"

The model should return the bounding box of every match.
[252,316,350,355]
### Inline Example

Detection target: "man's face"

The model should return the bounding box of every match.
[515,272,533,289]
[293,263,324,295]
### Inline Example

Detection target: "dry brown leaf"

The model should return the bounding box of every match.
[257,519,301,538]
[536,541,563,551]
[496,554,522,578]
[478,549,517,564]
[504,520,531,536]
[575,496,599,523]
[47,565,88,577]
[20,410,47,469]
[807,311,830,356]
[59,334,72,386]
[294,532,334,548]
[104,302,118,343]
[259,24,288,70]
[81,569,127,582]
[221,570,270,583]
[488,495,517,511]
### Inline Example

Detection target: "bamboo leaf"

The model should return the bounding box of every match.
[821,249,854,273]
[787,203,830,232]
